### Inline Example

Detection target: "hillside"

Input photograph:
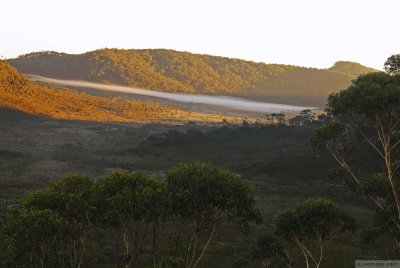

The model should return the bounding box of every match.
[0,60,239,123]
[9,49,378,106]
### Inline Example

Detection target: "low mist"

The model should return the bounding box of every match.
[28,75,315,113]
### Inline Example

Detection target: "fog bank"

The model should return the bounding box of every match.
[28,75,315,113]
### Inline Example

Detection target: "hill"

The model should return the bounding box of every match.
[0,60,239,123]
[9,49,378,106]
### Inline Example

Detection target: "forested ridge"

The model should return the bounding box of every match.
[9,49,377,106]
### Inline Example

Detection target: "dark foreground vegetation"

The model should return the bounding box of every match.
[0,162,262,268]
[0,111,369,268]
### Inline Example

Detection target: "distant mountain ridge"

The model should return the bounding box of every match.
[8,49,378,106]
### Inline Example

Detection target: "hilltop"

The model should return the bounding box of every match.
[9,49,378,106]
[0,60,239,123]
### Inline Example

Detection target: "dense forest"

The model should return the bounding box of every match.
[8,49,377,106]
[0,60,239,123]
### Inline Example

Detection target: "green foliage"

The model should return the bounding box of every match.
[166,161,261,268]
[6,208,68,267]
[328,72,400,118]
[93,169,165,267]
[274,198,356,268]
[309,121,352,153]
[22,174,95,241]
[166,161,262,230]
[384,54,400,75]
[254,234,282,260]
[357,173,390,198]
[1,163,262,267]
[312,68,400,254]
[289,109,316,126]
[94,169,164,225]
[275,198,356,241]
[252,233,289,268]
[16,174,95,267]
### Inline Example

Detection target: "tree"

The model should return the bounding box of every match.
[165,161,262,268]
[311,71,400,251]
[5,208,68,268]
[21,174,95,268]
[93,169,164,268]
[0,200,11,267]
[384,54,400,75]
[266,113,286,125]
[316,113,333,123]
[252,233,294,268]
[289,109,316,126]
[275,198,356,268]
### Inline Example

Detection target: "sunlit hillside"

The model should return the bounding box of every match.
[0,60,239,123]
[9,49,377,106]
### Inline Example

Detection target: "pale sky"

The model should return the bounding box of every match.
[1,0,399,70]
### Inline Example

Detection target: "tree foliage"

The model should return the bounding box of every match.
[384,54,400,75]
[253,233,293,268]
[289,109,316,126]
[93,170,165,268]
[275,198,356,268]
[311,69,400,252]
[21,174,95,268]
[6,208,68,267]
[166,161,262,268]
[1,162,261,267]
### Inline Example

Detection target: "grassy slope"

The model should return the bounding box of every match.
[9,49,377,106]
[0,60,239,123]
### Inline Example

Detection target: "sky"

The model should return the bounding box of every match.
[1,0,399,70]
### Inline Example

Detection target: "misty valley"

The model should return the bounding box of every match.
[28,75,315,113]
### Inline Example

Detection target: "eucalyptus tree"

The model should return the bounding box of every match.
[0,201,10,267]
[275,198,356,268]
[253,233,294,268]
[384,54,400,75]
[5,208,68,267]
[93,169,164,268]
[310,70,400,250]
[165,161,262,268]
[21,174,95,268]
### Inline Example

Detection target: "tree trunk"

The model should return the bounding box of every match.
[153,215,160,268]
[123,231,130,268]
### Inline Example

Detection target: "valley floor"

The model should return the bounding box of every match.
[0,107,376,267]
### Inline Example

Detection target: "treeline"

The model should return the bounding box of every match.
[0,162,261,268]
[0,161,361,268]
[9,49,376,106]
[0,60,237,123]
